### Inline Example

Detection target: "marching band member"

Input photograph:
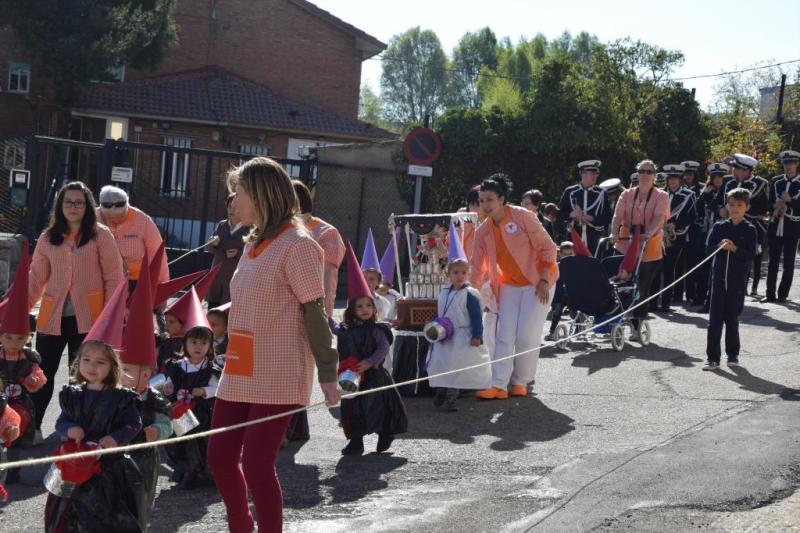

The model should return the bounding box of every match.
[692,163,730,311]
[658,164,696,312]
[766,150,800,302]
[679,161,703,303]
[558,160,612,256]
[718,154,770,296]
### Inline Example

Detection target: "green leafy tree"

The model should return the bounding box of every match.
[0,0,178,108]
[381,27,450,125]
[447,27,498,109]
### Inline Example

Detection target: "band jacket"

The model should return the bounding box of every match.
[469,205,558,306]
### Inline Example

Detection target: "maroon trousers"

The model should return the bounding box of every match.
[207,399,296,533]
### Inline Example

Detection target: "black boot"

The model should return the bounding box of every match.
[376,433,394,453]
[341,436,364,456]
[433,388,447,407]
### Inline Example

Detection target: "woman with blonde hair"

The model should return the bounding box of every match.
[206,157,340,533]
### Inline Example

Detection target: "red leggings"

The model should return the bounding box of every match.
[207,399,296,533]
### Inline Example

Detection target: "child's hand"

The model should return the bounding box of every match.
[164,382,174,396]
[191,387,206,398]
[356,361,372,373]
[469,338,481,347]
[720,239,736,252]
[67,426,85,443]
[4,425,20,442]
[144,426,159,442]
[23,374,39,387]
[98,436,118,449]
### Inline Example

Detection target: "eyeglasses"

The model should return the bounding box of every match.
[63,200,86,208]
[101,201,127,209]
[637,169,656,175]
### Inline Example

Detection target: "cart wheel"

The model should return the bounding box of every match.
[611,324,625,351]
[555,323,569,350]
[638,321,651,346]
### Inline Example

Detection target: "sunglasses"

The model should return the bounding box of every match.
[637,169,656,175]
[101,201,127,209]
[63,200,86,208]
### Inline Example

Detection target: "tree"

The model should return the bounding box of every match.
[0,0,178,109]
[381,27,450,125]
[447,27,498,109]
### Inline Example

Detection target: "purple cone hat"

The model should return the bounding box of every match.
[448,222,467,262]
[379,229,399,285]
[361,228,381,272]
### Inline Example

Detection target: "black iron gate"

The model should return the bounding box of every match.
[23,136,315,271]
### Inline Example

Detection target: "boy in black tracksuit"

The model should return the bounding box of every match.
[704,188,757,370]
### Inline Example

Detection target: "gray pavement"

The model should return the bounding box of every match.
[0,266,798,532]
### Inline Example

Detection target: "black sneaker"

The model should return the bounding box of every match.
[341,438,364,456]
[376,433,394,453]
[445,396,459,412]
[765,295,777,302]
[433,389,447,407]
[169,469,185,483]
[4,467,21,485]
[702,361,720,371]
[727,358,740,367]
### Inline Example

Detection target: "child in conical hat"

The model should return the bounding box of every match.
[120,251,172,516]
[426,223,491,412]
[332,243,407,456]
[361,229,392,321]
[163,287,220,489]
[0,241,46,483]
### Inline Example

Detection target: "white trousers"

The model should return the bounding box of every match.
[492,284,552,388]
[483,311,498,357]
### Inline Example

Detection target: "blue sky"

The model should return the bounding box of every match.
[312,0,800,109]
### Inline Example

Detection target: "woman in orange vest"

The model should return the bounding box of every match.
[610,160,671,337]
[469,174,558,400]
[28,181,124,439]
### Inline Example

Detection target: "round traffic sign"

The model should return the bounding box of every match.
[403,127,442,166]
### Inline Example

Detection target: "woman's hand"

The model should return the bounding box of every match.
[98,435,118,449]
[67,426,85,443]
[535,279,550,305]
[320,381,342,406]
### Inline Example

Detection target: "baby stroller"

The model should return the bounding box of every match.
[553,246,651,352]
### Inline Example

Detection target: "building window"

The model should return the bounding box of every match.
[8,63,30,94]
[161,136,192,197]
[2,143,25,169]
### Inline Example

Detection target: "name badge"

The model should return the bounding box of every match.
[5,384,22,399]
[504,221,518,234]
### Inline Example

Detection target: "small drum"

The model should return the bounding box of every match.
[147,373,167,392]
[338,369,361,393]
[171,402,200,437]
[424,316,454,343]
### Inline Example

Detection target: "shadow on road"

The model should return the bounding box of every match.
[571,343,703,375]
[279,440,324,510]
[392,395,575,451]
[711,366,800,401]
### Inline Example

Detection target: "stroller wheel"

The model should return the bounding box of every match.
[555,324,569,350]
[610,324,625,352]
[637,321,651,346]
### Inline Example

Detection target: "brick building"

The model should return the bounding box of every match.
[0,0,394,236]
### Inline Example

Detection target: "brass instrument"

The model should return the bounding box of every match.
[663,223,677,249]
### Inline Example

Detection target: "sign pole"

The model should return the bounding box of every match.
[413,175,423,214]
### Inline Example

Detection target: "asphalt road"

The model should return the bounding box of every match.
[1,267,798,532]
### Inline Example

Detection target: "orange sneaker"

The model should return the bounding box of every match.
[510,385,528,397]
[475,387,509,400]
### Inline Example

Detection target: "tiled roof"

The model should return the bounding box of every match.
[77,68,395,140]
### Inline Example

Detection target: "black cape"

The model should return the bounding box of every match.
[337,322,408,439]
[0,348,41,448]
[44,385,146,533]
[131,386,171,521]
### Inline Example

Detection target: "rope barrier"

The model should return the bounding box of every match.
[166,242,213,267]
[0,245,726,470]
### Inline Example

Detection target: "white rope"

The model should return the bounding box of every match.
[166,241,213,266]
[0,245,725,470]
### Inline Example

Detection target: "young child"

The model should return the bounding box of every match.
[44,338,143,530]
[163,287,220,489]
[361,229,392,320]
[335,244,407,456]
[377,233,402,322]
[157,306,186,370]
[704,188,757,370]
[426,223,491,411]
[0,242,46,483]
[121,259,173,521]
[0,386,23,495]
[206,302,230,363]
[546,241,575,341]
